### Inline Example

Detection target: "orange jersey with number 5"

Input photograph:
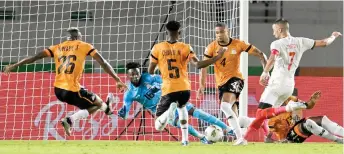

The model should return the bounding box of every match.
[150,41,195,96]
[44,40,97,92]
[204,39,255,87]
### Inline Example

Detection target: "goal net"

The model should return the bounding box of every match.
[0,1,244,141]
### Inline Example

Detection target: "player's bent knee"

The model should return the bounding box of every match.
[92,95,103,107]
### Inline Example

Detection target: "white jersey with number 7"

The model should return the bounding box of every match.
[269,36,315,85]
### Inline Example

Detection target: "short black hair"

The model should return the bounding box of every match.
[274,18,289,25]
[166,20,181,32]
[67,27,80,38]
[126,62,141,71]
[215,22,227,28]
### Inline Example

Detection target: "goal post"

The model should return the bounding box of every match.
[0,0,246,141]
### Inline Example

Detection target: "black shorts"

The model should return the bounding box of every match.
[218,77,244,100]
[286,118,312,143]
[54,87,97,109]
[156,90,190,117]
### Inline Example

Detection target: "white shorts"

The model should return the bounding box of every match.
[259,79,294,107]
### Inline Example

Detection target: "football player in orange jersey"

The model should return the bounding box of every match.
[148,20,226,146]
[266,91,343,143]
[3,28,127,136]
[197,22,268,145]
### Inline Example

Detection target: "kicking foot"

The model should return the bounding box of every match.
[286,101,307,112]
[105,93,115,115]
[335,138,343,144]
[181,141,189,146]
[200,137,213,144]
[61,117,72,136]
[233,138,248,146]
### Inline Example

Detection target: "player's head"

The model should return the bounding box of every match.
[126,62,141,85]
[166,20,181,39]
[215,22,230,43]
[67,27,82,40]
[272,19,290,38]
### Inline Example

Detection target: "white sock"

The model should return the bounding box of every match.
[100,102,107,111]
[321,116,344,137]
[221,102,242,139]
[70,109,89,122]
[305,119,341,143]
[177,106,189,142]
[238,116,255,128]
[155,110,170,131]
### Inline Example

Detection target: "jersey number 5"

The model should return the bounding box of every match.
[167,59,180,79]
[288,52,295,71]
[58,55,77,74]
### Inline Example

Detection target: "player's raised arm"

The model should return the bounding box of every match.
[313,31,342,47]
[118,87,134,119]
[92,52,127,92]
[247,47,267,69]
[3,51,49,75]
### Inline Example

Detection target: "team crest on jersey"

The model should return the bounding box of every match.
[231,49,237,54]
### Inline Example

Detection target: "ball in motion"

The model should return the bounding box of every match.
[204,125,224,142]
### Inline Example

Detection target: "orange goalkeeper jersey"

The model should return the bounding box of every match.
[44,40,97,92]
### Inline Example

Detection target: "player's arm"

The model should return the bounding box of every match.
[148,46,159,74]
[92,52,127,91]
[118,88,134,119]
[259,42,279,86]
[190,48,226,69]
[305,91,321,109]
[3,51,49,74]
[313,31,342,47]
[197,45,215,99]
[247,47,267,69]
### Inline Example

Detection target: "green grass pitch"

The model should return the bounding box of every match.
[0,141,342,154]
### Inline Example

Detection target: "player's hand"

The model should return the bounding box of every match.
[2,64,15,75]
[197,86,205,100]
[118,107,127,119]
[216,47,227,59]
[259,71,270,86]
[332,31,342,38]
[116,82,127,92]
[310,91,321,102]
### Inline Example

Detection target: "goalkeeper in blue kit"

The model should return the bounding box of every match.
[117,62,234,144]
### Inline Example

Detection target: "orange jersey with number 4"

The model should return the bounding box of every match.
[44,40,97,92]
[204,39,255,87]
[150,41,195,96]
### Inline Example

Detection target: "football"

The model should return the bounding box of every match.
[204,125,224,143]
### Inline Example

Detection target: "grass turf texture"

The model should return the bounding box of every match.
[0,141,342,154]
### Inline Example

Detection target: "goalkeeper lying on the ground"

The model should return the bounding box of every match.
[117,62,234,144]
[264,91,343,143]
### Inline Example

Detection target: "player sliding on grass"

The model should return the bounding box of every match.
[3,28,127,136]
[265,91,343,144]
[243,19,342,145]
[118,62,235,144]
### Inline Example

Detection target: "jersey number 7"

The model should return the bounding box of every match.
[288,52,295,71]
[58,55,77,74]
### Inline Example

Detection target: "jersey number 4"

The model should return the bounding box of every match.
[167,59,180,79]
[58,55,77,74]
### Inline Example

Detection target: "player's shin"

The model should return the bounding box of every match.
[70,109,90,123]
[221,102,242,139]
[305,119,342,143]
[177,106,189,143]
[321,116,344,137]
[193,108,232,133]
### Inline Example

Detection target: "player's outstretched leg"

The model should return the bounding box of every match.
[192,108,234,136]
[319,116,344,137]
[304,119,343,144]
[177,104,189,146]
[155,102,177,131]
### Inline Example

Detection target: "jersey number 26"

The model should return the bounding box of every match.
[58,55,77,74]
